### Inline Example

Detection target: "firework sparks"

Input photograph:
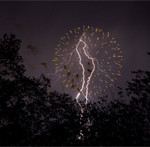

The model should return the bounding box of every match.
[50,25,123,140]
[52,25,123,102]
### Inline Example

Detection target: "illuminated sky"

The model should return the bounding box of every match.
[52,26,123,100]
[0,1,150,93]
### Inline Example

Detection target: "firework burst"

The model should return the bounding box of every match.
[52,25,123,102]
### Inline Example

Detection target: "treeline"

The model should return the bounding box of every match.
[0,34,150,146]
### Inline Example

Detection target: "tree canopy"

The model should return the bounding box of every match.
[0,34,150,146]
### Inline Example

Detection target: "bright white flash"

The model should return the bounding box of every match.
[50,32,112,105]
[75,33,96,105]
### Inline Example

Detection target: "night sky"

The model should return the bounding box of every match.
[0,1,150,94]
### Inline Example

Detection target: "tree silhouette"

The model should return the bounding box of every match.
[0,34,26,145]
[0,34,80,145]
[81,53,150,146]
[0,34,150,146]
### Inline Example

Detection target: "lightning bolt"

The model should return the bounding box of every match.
[75,33,113,106]
[75,33,98,140]
[83,44,95,105]
[50,32,113,140]
[49,32,112,103]
[75,34,86,104]
[75,33,96,105]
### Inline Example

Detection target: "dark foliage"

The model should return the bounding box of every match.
[0,34,150,146]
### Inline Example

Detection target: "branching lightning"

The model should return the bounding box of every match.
[75,33,96,105]
[51,25,123,102]
[75,34,86,104]
[50,25,123,140]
